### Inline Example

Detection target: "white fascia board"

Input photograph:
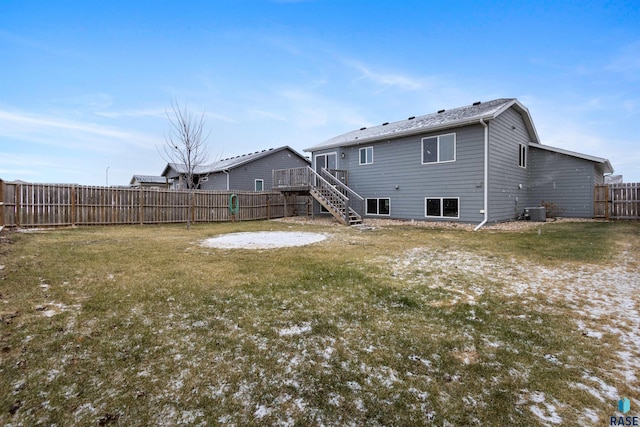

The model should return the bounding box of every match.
[531,143,613,173]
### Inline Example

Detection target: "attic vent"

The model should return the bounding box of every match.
[360,127,367,130]
[473,101,481,106]
[408,116,415,120]
[382,122,389,126]
[438,109,445,113]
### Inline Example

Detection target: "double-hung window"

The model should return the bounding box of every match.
[359,147,373,165]
[425,197,459,218]
[366,198,390,216]
[422,133,456,164]
[519,144,527,168]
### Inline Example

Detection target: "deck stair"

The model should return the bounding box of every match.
[273,166,364,226]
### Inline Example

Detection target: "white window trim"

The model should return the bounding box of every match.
[255,179,264,191]
[421,133,457,164]
[365,197,391,216]
[359,146,374,165]
[519,143,527,168]
[314,152,338,171]
[424,197,460,219]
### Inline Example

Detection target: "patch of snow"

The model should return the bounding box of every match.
[572,373,619,402]
[382,244,640,395]
[581,408,600,423]
[278,323,312,336]
[74,402,97,417]
[529,404,563,424]
[200,231,327,249]
[178,410,203,425]
[543,354,561,364]
[346,381,362,392]
[254,404,272,419]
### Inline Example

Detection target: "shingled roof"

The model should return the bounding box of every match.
[130,175,168,185]
[162,146,309,177]
[305,98,540,151]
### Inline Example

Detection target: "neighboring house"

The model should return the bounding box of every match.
[300,98,613,225]
[162,146,310,191]
[605,175,623,184]
[129,175,171,189]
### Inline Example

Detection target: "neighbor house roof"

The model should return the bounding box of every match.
[305,98,540,151]
[161,146,309,177]
[130,175,169,185]
[529,143,614,174]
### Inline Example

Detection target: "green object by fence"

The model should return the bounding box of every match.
[229,193,240,215]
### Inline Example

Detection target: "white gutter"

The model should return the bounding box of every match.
[474,118,489,231]
[223,169,230,191]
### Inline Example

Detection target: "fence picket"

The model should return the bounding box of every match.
[0,180,308,227]
[594,183,640,220]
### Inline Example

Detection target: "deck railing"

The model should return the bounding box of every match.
[272,166,363,225]
[272,167,313,189]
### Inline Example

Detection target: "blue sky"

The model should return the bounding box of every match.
[1,0,639,185]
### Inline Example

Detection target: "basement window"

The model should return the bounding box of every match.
[425,197,459,218]
[366,198,390,216]
[519,144,527,168]
[422,133,456,164]
[359,146,373,165]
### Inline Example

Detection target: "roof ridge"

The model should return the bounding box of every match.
[305,98,519,151]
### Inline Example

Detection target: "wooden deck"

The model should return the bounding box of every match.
[273,167,363,225]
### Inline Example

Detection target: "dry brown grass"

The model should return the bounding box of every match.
[0,219,638,426]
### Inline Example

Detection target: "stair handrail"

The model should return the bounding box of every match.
[320,168,364,218]
[307,166,354,223]
[307,167,348,202]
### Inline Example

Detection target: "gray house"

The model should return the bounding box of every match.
[295,98,612,226]
[129,175,171,189]
[162,146,310,191]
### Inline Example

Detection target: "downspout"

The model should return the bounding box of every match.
[474,118,489,231]
[223,169,230,191]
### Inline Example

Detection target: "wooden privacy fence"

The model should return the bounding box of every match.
[0,180,309,228]
[594,183,640,220]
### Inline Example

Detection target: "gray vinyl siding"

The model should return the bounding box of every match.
[201,173,228,191]
[527,147,597,218]
[321,124,485,222]
[199,148,309,191]
[487,108,532,222]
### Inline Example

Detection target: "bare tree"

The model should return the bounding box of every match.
[161,100,211,230]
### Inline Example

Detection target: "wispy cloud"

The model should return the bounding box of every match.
[248,109,289,122]
[95,108,167,119]
[606,40,640,80]
[0,109,158,150]
[278,88,370,129]
[345,60,423,91]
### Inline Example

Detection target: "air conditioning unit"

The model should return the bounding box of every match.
[524,207,546,222]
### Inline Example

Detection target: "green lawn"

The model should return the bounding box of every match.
[1,220,638,426]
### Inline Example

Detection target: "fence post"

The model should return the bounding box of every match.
[139,187,144,225]
[71,185,76,226]
[0,179,4,227]
[604,185,613,221]
[15,182,21,227]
